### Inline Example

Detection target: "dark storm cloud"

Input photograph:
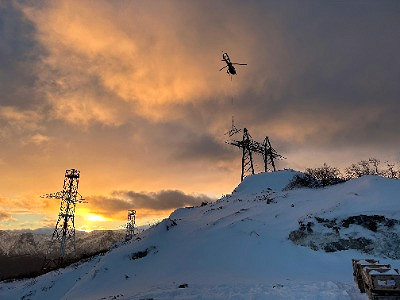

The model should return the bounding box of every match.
[175,133,235,161]
[258,1,400,149]
[16,0,400,153]
[141,118,236,163]
[174,0,400,153]
[87,190,214,216]
[0,1,43,109]
[0,1,48,143]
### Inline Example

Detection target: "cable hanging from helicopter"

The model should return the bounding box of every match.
[220,52,247,137]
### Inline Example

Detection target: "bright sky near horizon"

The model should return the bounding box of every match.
[1,0,400,230]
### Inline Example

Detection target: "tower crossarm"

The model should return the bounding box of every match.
[40,191,63,199]
[269,151,285,160]
[227,140,264,155]
[76,191,87,203]
[41,191,87,203]
[248,140,264,155]
[266,146,286,160]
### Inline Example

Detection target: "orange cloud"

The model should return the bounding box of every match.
[0,106,43,136]
[0,194,58,215]
[20,1,265,123]
[0,211,14,221]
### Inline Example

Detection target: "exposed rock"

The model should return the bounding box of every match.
[341,215,399,232]
[131,246,157,260]
[289,215,400,258]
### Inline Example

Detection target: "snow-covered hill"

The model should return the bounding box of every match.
[2,170,400,299]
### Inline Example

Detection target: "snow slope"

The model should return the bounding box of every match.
[2,170,400,299]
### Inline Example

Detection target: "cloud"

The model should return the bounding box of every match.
[19,0,264,122]
[2,0,400,230]
[0,1,42,109]
[0,211,14,221]
[17,0,400,148]
[29,133,51,145]
[0,195,56,216]
[87,190,214,217]
[0,2,46,140]
[0,106,43,136]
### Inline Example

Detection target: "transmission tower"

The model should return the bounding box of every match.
[228,129,285,181]
[228,128,258,182]
[263,136,284,172]
[42,169,86,262]
[125,209,136,241]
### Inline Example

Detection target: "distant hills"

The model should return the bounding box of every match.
[0,229,125,280]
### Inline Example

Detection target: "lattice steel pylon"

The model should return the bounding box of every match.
[228,128,256,182]
[262,136,284,172]
[125,209,136,241]
[228,129,286,182]
[42,169,86,261]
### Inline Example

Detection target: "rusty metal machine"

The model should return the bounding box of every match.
[353,258,400,299]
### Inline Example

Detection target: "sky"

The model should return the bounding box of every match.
[1,0,400,230]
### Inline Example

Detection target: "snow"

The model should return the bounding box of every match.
[377,279,396,286]
[370,269,398,275]
[233,169,301,195]
[3,170,400,299]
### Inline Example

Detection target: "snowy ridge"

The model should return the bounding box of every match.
[3,170,400,299]
[0,230,125,281]
[0,230,125,257]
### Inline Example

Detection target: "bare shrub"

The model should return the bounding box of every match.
[344,158,400,179]
[285,163,345,190]
[305,163,344,187]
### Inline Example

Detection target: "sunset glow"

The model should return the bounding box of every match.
[1,1,400,231]
[86,214,106,222]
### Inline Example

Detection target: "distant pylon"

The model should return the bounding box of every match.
[42,169,86,261]
[125,210,136,241]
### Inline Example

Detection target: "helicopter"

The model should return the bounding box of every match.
[219,52,247,75]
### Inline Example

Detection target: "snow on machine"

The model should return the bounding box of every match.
[352,258,400,299]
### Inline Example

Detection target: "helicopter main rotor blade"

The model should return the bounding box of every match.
[232,63,247,65]
[219,66,228,71]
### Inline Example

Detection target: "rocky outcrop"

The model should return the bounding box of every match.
[289,215,400,259]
